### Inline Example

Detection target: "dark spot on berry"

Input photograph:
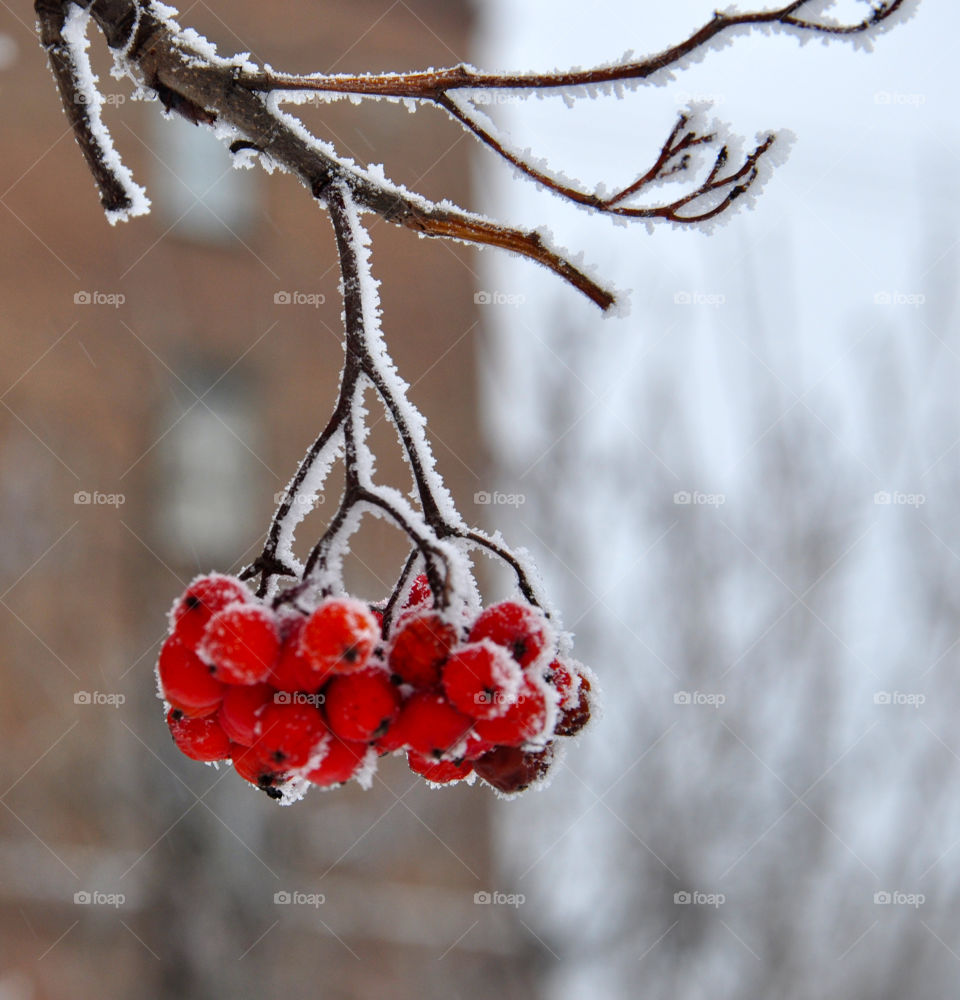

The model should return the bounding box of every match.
[482,687,495,703]
[390,673,404,686]
[512,638,527,662]
[263,785,283,800]
[272,750,287,764]
[170,708,184,721]
[342,645,360,663]
[185,594,202,610]
[371,717,391,739]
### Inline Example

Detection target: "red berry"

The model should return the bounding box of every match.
[256,701,327,770]
[167,708,231,762]
[472,677,548,747]
[442,641,521,720]
[232,742,289,798]
[199,603,280,686]
[474,743,556,794]
[217,683,274,746]
[407,751,474,784]
[324,667,400,742]
[388,612,458,689]
[157,635,225,717]
[169,574,249,649]
[545,659,577,706]
[468,601,550,668]
[393,691,474,759]
[269,615,318,692]
[299,598,378,678]
[305,737,369,787]
[554,668,592,738]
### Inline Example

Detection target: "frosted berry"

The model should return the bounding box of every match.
[157,635,224,717]
[442,641,521,720]
[468,601,550,668]
[305,737,368,787]
[407,751,474,784]
[389,612,458,689]
[167,707,231,762]
[474,743,556,794]
[393,690,474,759]
[232,742,289,798]
[324,667,400,742]
[217,683,273,746]
[299,597,378,678]
[554,669,592,737]
[199,603,280,686]
[257,701,328,769]
[472,677,548,747]
[170,574,249,649]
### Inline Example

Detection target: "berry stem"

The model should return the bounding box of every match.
[244,182,546,614]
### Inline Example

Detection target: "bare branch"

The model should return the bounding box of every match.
[238,1,912,98]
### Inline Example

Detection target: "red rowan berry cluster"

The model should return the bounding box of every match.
[158,572,596,802]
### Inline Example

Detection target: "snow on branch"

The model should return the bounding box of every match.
[34,0,918,310]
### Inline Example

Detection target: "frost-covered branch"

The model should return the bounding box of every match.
[34,0,917,309]
[242,182,545,626]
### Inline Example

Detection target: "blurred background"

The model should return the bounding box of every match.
[0,0,955,997]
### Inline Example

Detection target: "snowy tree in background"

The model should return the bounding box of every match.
[34,0,917,802]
